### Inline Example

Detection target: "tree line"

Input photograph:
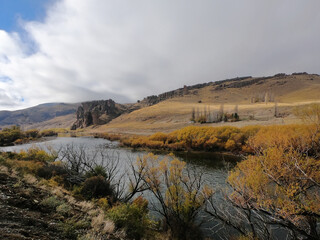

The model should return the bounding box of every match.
[190,104,240,123]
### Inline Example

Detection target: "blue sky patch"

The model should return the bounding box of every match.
[0,0,55,32]
[0,76,12,83]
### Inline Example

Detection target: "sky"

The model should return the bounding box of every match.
[0,0,320,110]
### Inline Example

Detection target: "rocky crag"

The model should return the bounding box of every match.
[71,99,138,129]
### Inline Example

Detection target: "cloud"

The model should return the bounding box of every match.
[0,0,320,110]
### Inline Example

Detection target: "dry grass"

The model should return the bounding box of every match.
[22,114,76,131]
[102,220,115,234]
[87,101,309,135]
[65,195,77,205]
[0,166,9,174]
[50,187,65,198]
[23,174,38,184]
[77,200,95,212]
[85,74,320,135]
[88,209,101,217]
[91,213,115,234]
[10,169,19,178]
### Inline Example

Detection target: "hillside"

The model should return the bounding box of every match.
[139,72,320,105]
[89,73,320,134]
[2,73,320,134]
[0,103,79,130]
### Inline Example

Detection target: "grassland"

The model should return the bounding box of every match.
[82,73,320,135]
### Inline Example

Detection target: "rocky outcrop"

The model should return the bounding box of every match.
[140,77,253,106]
[140,83,215,106]
[71,99,126,129]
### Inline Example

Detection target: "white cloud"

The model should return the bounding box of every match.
[0,0,320,110]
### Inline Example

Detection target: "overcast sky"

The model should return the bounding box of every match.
[0,0,320,110]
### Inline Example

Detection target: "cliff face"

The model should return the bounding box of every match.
[71,99,126,129]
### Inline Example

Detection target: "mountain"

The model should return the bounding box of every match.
[0,103,79,129]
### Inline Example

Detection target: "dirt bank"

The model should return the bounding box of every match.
[0,172,68,240]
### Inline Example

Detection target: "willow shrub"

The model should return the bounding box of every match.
[120,125,261,152]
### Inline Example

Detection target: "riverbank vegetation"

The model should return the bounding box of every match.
[100,125,260,153]
[0,145,214,239]
[0,147,154,239]
[103,124,320,155]
[205,122,320,239]
[211,104,320,239]
[0,126,59,146]
[101,104,320,157]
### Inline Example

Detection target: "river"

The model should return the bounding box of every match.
[0,136,244,239]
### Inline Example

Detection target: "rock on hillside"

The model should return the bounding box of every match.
[71,99,139,129]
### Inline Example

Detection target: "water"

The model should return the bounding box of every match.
[0,137,239,187]
[0,137,241,239]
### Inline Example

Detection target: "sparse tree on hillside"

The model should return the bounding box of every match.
[234,104,238,114]
[196,108,200,120]
[264,92,268,104]
[218,104,224,122]
[191,108,195,122]
[274,102,278,117]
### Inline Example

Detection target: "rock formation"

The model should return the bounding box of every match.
[71,99,125,129]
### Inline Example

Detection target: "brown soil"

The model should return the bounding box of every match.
[0,173,68,240]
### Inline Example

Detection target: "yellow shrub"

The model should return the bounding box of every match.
[149,132,167,142]
[97,198,110,210]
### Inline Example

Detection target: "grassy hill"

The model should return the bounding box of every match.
[89,73,320,135]
[0,103,79,130]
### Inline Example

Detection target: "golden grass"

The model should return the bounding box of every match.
[23,114,76,131]
[87,100,309,135]
[0,166,9,174]
[23,174,38,185]
[77,200,95,212]
[91,213,115,234]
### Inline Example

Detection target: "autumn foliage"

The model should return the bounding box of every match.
[135,153,213,239]
[0,126,58,146]
[228,124,320,239]
[120,125,261,152]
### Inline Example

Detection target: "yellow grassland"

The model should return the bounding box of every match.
[87,74,320,135]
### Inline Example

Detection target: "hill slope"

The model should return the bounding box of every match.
[0,103,79,129]
[90,73,320,134]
